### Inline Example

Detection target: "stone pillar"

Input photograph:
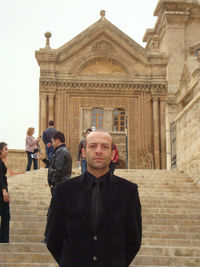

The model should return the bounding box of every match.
[152,96,160,169]
[40,93,47,134]
[104,108,113,132]
[48,94,55,122]
[160,97,166,169]
[40,93,47,166]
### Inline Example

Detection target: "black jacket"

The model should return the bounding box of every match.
[45,172,142,267]
[0,159,8,209]
[45,144,72,187]
[0,159,7,191]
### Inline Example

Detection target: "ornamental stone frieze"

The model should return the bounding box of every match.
[39,80,167,94]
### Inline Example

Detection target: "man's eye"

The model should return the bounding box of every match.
[89,144,96,148]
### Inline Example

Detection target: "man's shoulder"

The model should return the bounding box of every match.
[46,127,57,133]
[56,145,71,155]
[113,175,138,189]
[56,175,82,190]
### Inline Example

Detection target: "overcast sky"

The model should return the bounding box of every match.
[0,0,157,149]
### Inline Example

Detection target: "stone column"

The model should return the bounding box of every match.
[104,108,113,132]
[152,96,160,169]
[48,94,55,122]
[40,93,47,166]
[40,93,47,134]
[160,97,166,169]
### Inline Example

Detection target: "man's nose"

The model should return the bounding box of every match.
[95,145,102,154]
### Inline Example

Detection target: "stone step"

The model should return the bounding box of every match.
[9,215,46,222]
[131,255,200,266]
[1,243,200,257]
[10,235,44,243]
[9,213,200,223]
[143,218,200,225]
[11,210,47,216]
[0,247,200,266]
[9,207,200,217]
[0,264,57,267]
[10,221,46,229]
[0,243,48,253]
[9,218,200,230]
[10,228,45,236]
[142,238,200,247]
[9,229,200,241]
[143,231,200,239]
[4,168,200,267]
[0,252,54,263]
[10,205,48,211]
[143,224,200,232]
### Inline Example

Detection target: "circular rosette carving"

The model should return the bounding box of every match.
[93,41,115,55]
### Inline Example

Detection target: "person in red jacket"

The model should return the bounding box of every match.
[109,143,119,174]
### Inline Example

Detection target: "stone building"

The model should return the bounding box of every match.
[34,0,200,179]
[35,10,168,170]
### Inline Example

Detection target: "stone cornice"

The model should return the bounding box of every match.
[175,91,200,122]
[154,0,200,17]
[39,80,167,94]
[144,0,198,49]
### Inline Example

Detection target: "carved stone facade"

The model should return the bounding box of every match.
[142,0,200,183]
[143,0,200,171]
[36,11,168,169]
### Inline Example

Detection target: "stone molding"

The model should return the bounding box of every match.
[39,80,167,94]
[175,91,200,122]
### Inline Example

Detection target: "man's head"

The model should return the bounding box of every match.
[86,128,92,136]
[82,130,115,177]
[51,131,65,149]
[49,120,54,127]
[0,142,8,159]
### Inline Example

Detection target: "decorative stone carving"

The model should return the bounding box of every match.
[92,40,115,55]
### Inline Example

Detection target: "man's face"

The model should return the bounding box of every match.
[51,138,59,149]
[82,131,114,171]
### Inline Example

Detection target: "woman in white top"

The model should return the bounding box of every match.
[25,127,40,171]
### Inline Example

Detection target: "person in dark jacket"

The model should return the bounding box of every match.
[42,120,57,167]
[45,130,142,267]
[38,131,72,243]
[39,131,72,195]
[0,142,10,243]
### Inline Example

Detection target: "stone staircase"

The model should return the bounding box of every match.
[0,168,200,267]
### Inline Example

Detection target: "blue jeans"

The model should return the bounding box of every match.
[45,145,54,168]
[81,159,87,175]
[0,202,10,243]
[26,149,38,171]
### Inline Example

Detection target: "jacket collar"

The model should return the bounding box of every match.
[54,143,66,152]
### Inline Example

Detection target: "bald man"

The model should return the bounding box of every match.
[45,130,142,267]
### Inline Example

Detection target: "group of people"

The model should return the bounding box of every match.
[25,120,57,171]
[0,122,142,267]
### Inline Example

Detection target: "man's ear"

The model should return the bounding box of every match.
[82,148,86,158]
[111,149,115,161]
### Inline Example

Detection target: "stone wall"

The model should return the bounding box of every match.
[175,93,200,186]
[7,149,27,173]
